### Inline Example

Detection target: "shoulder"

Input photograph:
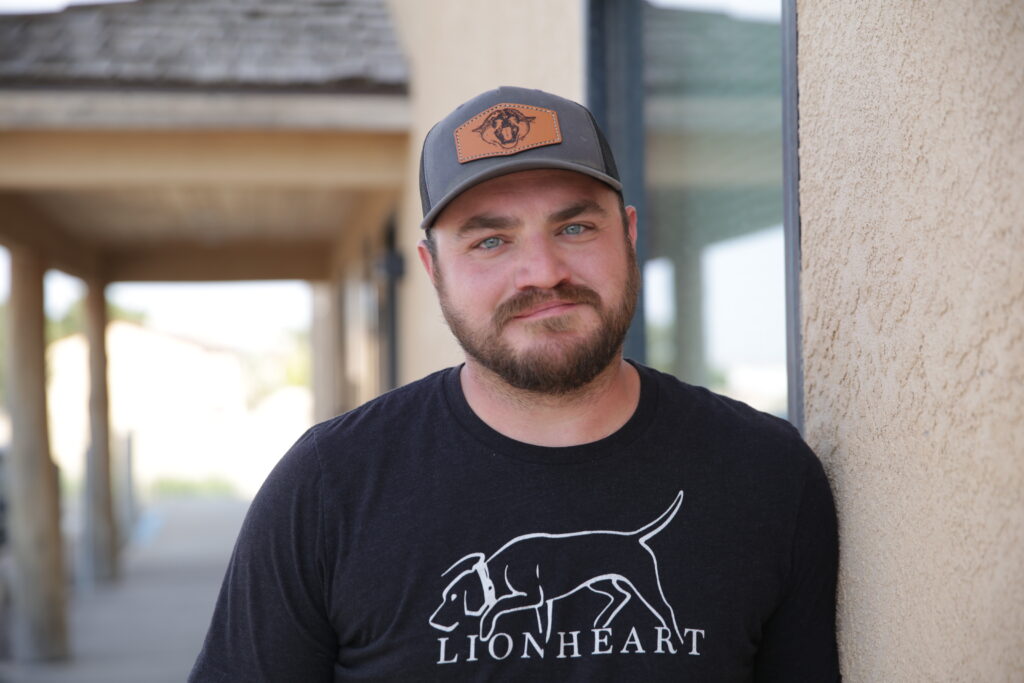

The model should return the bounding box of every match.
[313,366,453,433]
[635,362,821,474]
[250,367,457,515]
[636,362,797,437]
[304,365,456,458]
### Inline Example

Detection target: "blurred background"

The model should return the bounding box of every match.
[0,0,1021,680]
[0,0,791,678]
[5,0,1007,680]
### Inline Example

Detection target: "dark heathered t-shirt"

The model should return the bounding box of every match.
[189,362,839,682]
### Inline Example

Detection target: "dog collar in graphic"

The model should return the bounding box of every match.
[427,491,707,665]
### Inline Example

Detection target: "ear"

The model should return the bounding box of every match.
[417,239,437,283]
[441,552,486,577]
[625,205,638,250]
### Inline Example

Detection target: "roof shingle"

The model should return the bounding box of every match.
[0,0,408,92]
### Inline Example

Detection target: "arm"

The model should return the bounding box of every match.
[189,428,336,682]
[754,455,841,682]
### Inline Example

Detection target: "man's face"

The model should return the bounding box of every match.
[418,169,639,395]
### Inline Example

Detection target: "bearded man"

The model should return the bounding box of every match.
[191,87,839,682]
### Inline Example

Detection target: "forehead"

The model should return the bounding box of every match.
[432,169,618,231]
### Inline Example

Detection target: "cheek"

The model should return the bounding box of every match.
[569,255,618,295]
[447,265,509,303]
[438,276,501,325]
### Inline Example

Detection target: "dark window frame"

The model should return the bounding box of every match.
[781,0,803,432]
[587,0,804,431]
[587,0,648,363]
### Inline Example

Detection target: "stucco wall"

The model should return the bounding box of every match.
[798,1,1024,679]
[387,0,586,384]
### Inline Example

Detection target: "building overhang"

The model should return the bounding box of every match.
[0,89,410,131]
[0,89,410,283]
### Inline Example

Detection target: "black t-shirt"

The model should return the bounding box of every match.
[190,363,839,682]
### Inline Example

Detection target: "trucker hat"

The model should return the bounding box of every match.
[418,86,622,228]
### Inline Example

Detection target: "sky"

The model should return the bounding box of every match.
[106,281,312,352]
[0,248,311,353]
[703,226,786,366]
[645,226,786,367]
[649,0,779,21]
[0,0,130,13]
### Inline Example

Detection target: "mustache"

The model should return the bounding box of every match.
[492,283,602,329]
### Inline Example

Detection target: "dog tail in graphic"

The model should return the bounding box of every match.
[634,490,684,545]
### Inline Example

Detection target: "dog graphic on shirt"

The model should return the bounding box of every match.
[428,491,684,644]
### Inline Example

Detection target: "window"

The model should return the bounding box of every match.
[590,0,799,422]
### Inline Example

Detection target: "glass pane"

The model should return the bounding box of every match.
[643,0,787,417]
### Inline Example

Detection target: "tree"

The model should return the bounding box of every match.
[0,297,146,407]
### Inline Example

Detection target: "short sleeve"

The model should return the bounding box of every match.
[754,453,841,682]
[189,428,336,683]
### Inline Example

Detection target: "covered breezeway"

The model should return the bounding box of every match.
[0,0,411,659]
[0,91,409,660]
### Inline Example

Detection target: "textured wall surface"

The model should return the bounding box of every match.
[798,1,1024,679]
[387,0,585,384]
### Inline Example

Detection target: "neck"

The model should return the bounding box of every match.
[460,357,640,447]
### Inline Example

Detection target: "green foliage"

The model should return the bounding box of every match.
[0,303,5,407]
[284,329,310,387]
[46,297,147,344]
[707,366,729,392]
[148,476,239,499]
[241,328,312,409]
[645,322,676,374]
[0,296,145,407]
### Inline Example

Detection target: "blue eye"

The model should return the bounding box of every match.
[562,223,586,235]
[478,236,503,250]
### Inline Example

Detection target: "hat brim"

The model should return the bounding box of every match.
[419,160,623,229]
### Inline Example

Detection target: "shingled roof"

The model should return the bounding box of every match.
[0,0,407,92]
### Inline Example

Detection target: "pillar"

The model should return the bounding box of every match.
[311,281,346,422]
[5,246,68,661]
[83,279,118,582]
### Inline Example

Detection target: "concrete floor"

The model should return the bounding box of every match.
[0,497,249,683]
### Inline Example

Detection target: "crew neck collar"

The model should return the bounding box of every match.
[441,360,658,465]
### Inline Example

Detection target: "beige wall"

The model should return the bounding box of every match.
[798,1,1023,680]
[387,0,587,384]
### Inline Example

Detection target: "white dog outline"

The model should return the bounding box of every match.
[428,491,684,643]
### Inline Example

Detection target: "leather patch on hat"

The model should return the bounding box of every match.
[454,103,562,164]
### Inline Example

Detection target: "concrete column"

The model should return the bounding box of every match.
[671,233,707,387]
[5,247,68,661]
[84,279,118,582]
[311,281,346,422]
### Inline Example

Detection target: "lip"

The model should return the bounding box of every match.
[513,301,579,320]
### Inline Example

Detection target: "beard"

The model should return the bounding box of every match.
[435,246,640,395]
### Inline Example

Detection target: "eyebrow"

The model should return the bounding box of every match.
[456,213,520,236]
[456,199,609,237]
[547,199,607,223]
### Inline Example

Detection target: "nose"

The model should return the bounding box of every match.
[513,234,571,291]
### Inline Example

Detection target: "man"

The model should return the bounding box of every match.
[190,86,839,681]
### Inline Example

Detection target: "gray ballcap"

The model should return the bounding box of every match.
[419,86,622,228]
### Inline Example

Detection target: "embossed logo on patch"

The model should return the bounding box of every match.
[474,108,535,148]
[454,103,562,164]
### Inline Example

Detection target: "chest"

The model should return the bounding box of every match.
[322,462,789,681]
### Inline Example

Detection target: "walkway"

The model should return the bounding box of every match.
[0,496,249,683]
